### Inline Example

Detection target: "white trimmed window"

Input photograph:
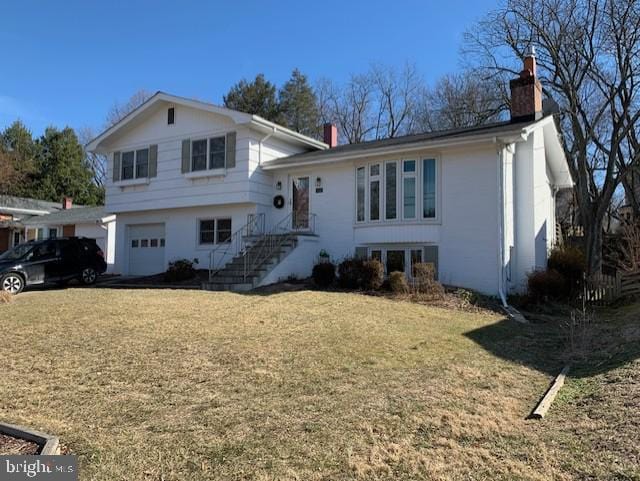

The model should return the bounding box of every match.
[355,157,437,224]
[369,164,381,221]
[121,148,149,180]
[402,160,416,219]
[199,218,232,245]
[356,246,439,279]
[192,136,226,172]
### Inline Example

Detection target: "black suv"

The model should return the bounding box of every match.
[0,237,107,294]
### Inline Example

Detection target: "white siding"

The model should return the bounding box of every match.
[113,204,256,276]
[269,145,501,295]
[104,104,306,214]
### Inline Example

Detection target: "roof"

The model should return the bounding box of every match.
[86,91,328,153]
[262,118,538,169]
[0,195,67,215]
[22,206,112,226]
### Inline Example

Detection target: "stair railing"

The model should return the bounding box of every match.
[208,213,265,281]
[243,213,293,281]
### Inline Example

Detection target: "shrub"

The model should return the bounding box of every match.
[527,269,567,302]
[389,271,410,294]
[548,245,585,296]
[164,259,196,282]
[412,263,445,298]
[312,262,336,288]
[337,258,365,289]
[361,259,384,290]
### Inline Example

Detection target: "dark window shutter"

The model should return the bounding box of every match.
[355,246,368,259]
[148,144,158,177]
[181,139,191,173]
[113,151,121,182]
[424,245,439,279]
[225,131,236,168]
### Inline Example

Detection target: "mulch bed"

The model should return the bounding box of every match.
[0,433,40,455]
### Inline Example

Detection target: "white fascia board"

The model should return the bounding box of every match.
[262,131,527,171]
[248,118,328,150]
[86,91,325,153]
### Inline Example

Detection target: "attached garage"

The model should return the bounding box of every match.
[128,223,166,275]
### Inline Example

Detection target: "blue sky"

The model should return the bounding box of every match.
[1,0,498,137]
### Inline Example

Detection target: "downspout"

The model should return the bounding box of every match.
[258,126,277,166]
[496,143,508,307]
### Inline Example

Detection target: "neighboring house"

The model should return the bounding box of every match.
[87,52,573,297]
[22,202,116,272]
[0,196,63,252]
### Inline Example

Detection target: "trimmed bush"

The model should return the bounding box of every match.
[361,259,384,290]
[164,259,196,282]
[389,271,410,294]
[527,269,567,302]
[312,262,336,288]
[337,258,365,289]
[548,245,585,296]
[412,262,445,298]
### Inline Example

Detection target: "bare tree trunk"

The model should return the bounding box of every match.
[583,218,603,275]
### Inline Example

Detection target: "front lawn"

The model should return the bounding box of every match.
[0,288,637,480]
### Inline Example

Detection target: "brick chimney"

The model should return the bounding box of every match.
[323,123,338,148]
[62,197,73,210]
[510,46,543,122]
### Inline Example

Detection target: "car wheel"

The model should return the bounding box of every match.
[1,273,24,295]
[81,267,98,285]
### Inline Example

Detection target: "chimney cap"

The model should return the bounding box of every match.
[525,45,536,57]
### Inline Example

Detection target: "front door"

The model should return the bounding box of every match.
[292,176,310,230]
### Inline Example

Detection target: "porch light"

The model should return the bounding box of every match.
[315,177,322,188]
[276,180,282,190]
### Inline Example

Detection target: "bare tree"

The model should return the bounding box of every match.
[416,73,507,131]
[317,64,424,143]
[369,63,422,138]
[105,89,153,128]
[77,127,106,187]
[464,0,640,274]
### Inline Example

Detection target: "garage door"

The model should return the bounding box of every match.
[128,223,165,275]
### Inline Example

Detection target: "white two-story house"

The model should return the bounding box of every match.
[87,52,572,298]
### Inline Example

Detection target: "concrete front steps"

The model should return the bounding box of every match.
[202,234,298,292]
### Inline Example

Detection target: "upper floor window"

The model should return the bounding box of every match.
[167,107,175,125]
[192,139,207,171]
[192,136,226,172]
[402,160,416,219]
[423,158,436,219]
[356,167,365,222]
[355,157,437,224]
[121,148,149,180]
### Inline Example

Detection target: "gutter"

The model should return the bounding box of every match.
[1,207,52,216]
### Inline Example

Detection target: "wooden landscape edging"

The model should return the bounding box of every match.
[529,365,571,419]
[0,421,60,455]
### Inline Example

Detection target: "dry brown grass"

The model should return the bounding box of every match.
[0,288,637,480]
[0,291,14,304]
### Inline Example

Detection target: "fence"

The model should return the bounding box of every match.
[583,270,640,305]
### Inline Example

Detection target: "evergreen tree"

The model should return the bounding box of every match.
[223,74,280,122]
[0,121,39,197]
[35,127,104,205]
[278,69,320,138]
